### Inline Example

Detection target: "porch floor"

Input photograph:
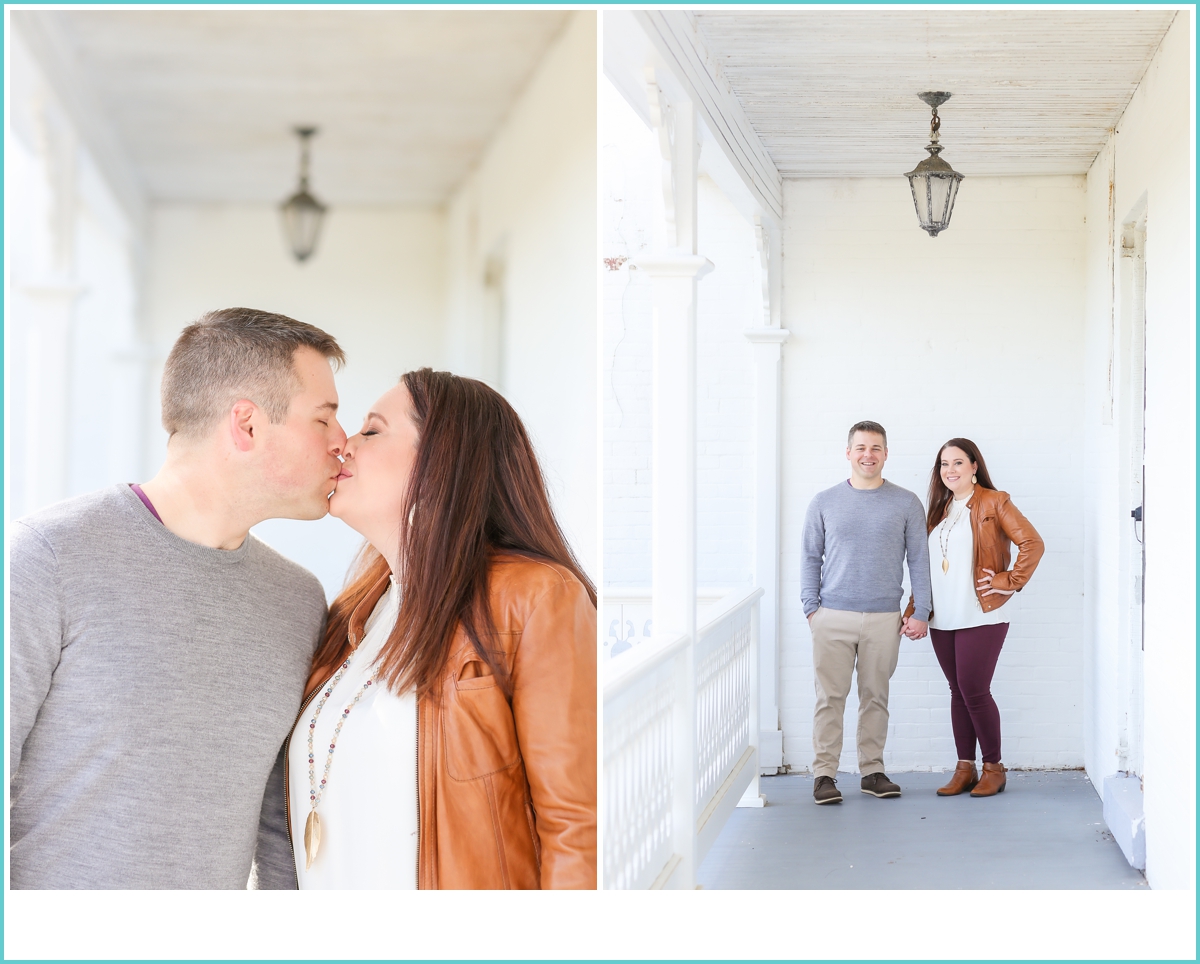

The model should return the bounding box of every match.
[697,771,1147,889]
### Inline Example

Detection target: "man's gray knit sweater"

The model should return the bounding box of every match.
[800,479,933,621]
[9,484,326,889]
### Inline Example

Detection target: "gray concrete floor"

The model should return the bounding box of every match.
[697,771,1147,889]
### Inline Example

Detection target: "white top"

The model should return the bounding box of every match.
[289,577,419,889]
[927,496,1008,631]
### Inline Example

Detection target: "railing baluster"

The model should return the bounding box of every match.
[604,587,764,888]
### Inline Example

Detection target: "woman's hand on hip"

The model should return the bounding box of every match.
[977,568,1016,597]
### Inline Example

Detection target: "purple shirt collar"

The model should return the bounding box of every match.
[129,483,163,524]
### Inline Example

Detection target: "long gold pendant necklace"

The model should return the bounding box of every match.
[304,656,376,870]
[939,499,969,574]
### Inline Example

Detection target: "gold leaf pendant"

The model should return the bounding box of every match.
[942,557,950,574]
[304,810,322,870]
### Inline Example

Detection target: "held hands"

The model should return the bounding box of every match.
[977,568,1016,597]
[901,616,928,640]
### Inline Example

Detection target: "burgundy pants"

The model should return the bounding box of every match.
[929,623,1009,765]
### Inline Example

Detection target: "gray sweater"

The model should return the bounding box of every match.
[9,484,326,889]
[800,479,933,621]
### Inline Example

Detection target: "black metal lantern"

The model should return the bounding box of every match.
[905,92,964,237]
[280,127,327,262]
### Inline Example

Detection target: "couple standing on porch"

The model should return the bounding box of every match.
[801,420,1044,805]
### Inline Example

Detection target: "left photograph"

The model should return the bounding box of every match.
[6,10,597,890]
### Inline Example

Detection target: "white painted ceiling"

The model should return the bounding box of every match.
[692,10,1178,177]
[29,10,570,205]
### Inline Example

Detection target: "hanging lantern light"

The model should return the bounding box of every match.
[280,126,327,262]
[905,92,964,237]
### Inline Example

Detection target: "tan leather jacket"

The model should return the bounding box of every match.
[285,553,597,889]
[906,487,1044,620]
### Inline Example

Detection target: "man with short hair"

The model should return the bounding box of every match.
[9,307,347,888]
[801,421,932,804]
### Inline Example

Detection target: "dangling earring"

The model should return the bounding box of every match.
[971,474,977,484]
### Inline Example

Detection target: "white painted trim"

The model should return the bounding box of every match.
[634,10,783,221]
[604,630,689,697]
[744,328,791,344]
[632,252,713,279]
[648,853,682,890]
[695,746,756,865]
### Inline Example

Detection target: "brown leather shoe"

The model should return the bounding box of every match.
[936,760,979,796]
[970,761,1007,797]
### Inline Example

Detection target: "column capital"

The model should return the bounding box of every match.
[632,251,713,281]
[14,279,86,300]
[743,327,790,345]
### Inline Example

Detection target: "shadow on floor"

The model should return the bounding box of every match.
[697,770,1147,890]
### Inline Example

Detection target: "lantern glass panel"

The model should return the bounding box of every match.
[908,175,930,225]
[281,193,325,262]
[930,175,953,225]
[945,177,962,222]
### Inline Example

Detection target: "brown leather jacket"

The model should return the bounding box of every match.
[286,553,597,889]
[906,487,1045,620]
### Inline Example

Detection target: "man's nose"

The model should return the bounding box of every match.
[330,421,348,456]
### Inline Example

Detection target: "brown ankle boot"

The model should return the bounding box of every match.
[936,761,979,795]
[970,762,1007,796]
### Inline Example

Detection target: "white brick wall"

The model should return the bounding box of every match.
[601,77,657,588]
[778,174,1088,772]
[602,79,757,592]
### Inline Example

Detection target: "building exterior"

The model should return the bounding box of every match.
[602,9,1193,894]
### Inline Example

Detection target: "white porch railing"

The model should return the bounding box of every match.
[603,586,763,889]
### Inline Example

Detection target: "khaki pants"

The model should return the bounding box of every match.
[810,607,903,779]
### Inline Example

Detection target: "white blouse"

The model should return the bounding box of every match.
[927,497,1008,631]
[289,577,419,889]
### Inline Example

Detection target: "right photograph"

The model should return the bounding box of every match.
[600,10,1193,891]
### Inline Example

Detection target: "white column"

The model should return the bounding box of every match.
[646,71,699,255]
[745,210,789,774]
[634,250,712,889]
[640,253,712,640]
[637,86,711,888]
[744,328,790,773]
[15,282,83,515]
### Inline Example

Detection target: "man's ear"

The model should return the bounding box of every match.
[229,399,260,453]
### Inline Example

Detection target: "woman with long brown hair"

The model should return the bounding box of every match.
[283,368,596,889]
[904,438,1044,798]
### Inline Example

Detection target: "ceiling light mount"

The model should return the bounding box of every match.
[905,92,964,237]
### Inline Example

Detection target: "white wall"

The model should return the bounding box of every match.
[143,203,447,597]
[1081,12,1193,890]
[444,11,598,580]
[779,174,1089,773]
